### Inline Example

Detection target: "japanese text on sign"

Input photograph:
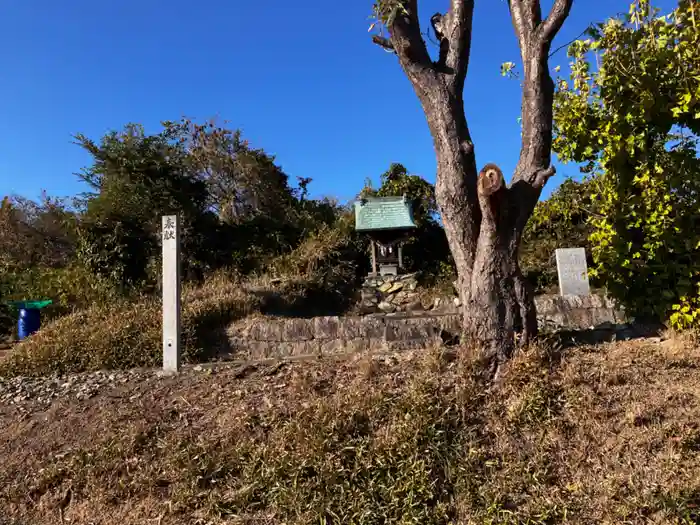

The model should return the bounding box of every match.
[163,217,176,241]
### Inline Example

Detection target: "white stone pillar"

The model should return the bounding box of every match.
[162,215,181,372]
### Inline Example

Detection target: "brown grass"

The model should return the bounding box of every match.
[0,273,261,377]
[0,229,362,377]
[1,337,700,524]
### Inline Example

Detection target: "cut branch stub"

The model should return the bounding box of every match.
[478,163,507,227]
[478,164,506,199]
[533,166,556,189]
[372,35,396,53]
[431,13,450,68]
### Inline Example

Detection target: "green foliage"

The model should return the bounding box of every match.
[1,264,114,319]
[521,178,596,292]
[264,218,369,315]
[0,118,353,342]
[553,0,700,325]
[0,302,12,338]
[76,213,155,289]
[161,119,297,225]
[74,123,222,289]
[0,195,109,329]
[361,162,438,227]
[0,194,77,271]
[369,0,408,33]
[161,118,342,274]
[500,61,518,78]
[73,119,343,289]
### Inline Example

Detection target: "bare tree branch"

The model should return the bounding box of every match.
[372,35,395,53]
[539,0,574,44]
[444,0,475,91]
[386,0,433,72]
[427,1,475,91]
[430,13,449,68]
[508,0,543,51]
[508,0,572,229]
[508,0,573,182]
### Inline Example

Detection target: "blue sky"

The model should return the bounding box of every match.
[0,0,678,204]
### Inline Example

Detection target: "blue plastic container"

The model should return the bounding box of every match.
[18,308,41,340]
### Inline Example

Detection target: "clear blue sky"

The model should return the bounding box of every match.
[0,0,677,204]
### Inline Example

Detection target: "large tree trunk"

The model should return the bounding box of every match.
[435,151,536,365]
[423,92,532,363]
[374,0,572,372]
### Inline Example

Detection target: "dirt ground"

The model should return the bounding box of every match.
[1,337,699,524]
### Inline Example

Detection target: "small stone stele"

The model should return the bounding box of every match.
[555,247,591,296]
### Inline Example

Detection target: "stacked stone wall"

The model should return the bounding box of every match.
[224,294,625,362]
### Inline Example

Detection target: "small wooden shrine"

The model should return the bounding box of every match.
[354,196,417,276]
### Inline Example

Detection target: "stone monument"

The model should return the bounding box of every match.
[555,247,590,296]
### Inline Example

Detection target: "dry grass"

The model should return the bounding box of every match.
[1,337,700,524]
[0,273,261,377]
[0,229,363,377]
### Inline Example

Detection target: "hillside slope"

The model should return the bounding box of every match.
[1,338,699,524]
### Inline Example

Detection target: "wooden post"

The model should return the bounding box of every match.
[162,215,181,373]
[370,240,377,276]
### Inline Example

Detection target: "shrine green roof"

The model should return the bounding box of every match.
[354,196,417,231]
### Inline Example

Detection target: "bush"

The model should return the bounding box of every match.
[0,121,354,340]
[553,0,700,324]
[0,219,368,377]
[521,178,595,294]
[0,302,12,339]
[261,219,368,316]
[0,273,260,377]
[1,263,116,320]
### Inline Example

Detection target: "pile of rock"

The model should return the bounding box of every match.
[358,273,424,314]
[0,369,151,413]
[357,273,464,315]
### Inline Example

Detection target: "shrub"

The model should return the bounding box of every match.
[261,220,368,316]
[0,273,260,377]
[1,263,116,319]
[521,178,595,294]
[553,0,700,324]
[1,262,118,342]
[0,302,12,339]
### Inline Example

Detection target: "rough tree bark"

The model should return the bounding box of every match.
[373,0,573,372]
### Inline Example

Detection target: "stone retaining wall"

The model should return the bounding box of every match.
[225,294,625,362]
[226,314,461,361]
[536,294,626,331]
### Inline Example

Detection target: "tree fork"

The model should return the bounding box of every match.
[373,0,573,368]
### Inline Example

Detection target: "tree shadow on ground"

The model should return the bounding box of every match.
[543,321,666,349]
